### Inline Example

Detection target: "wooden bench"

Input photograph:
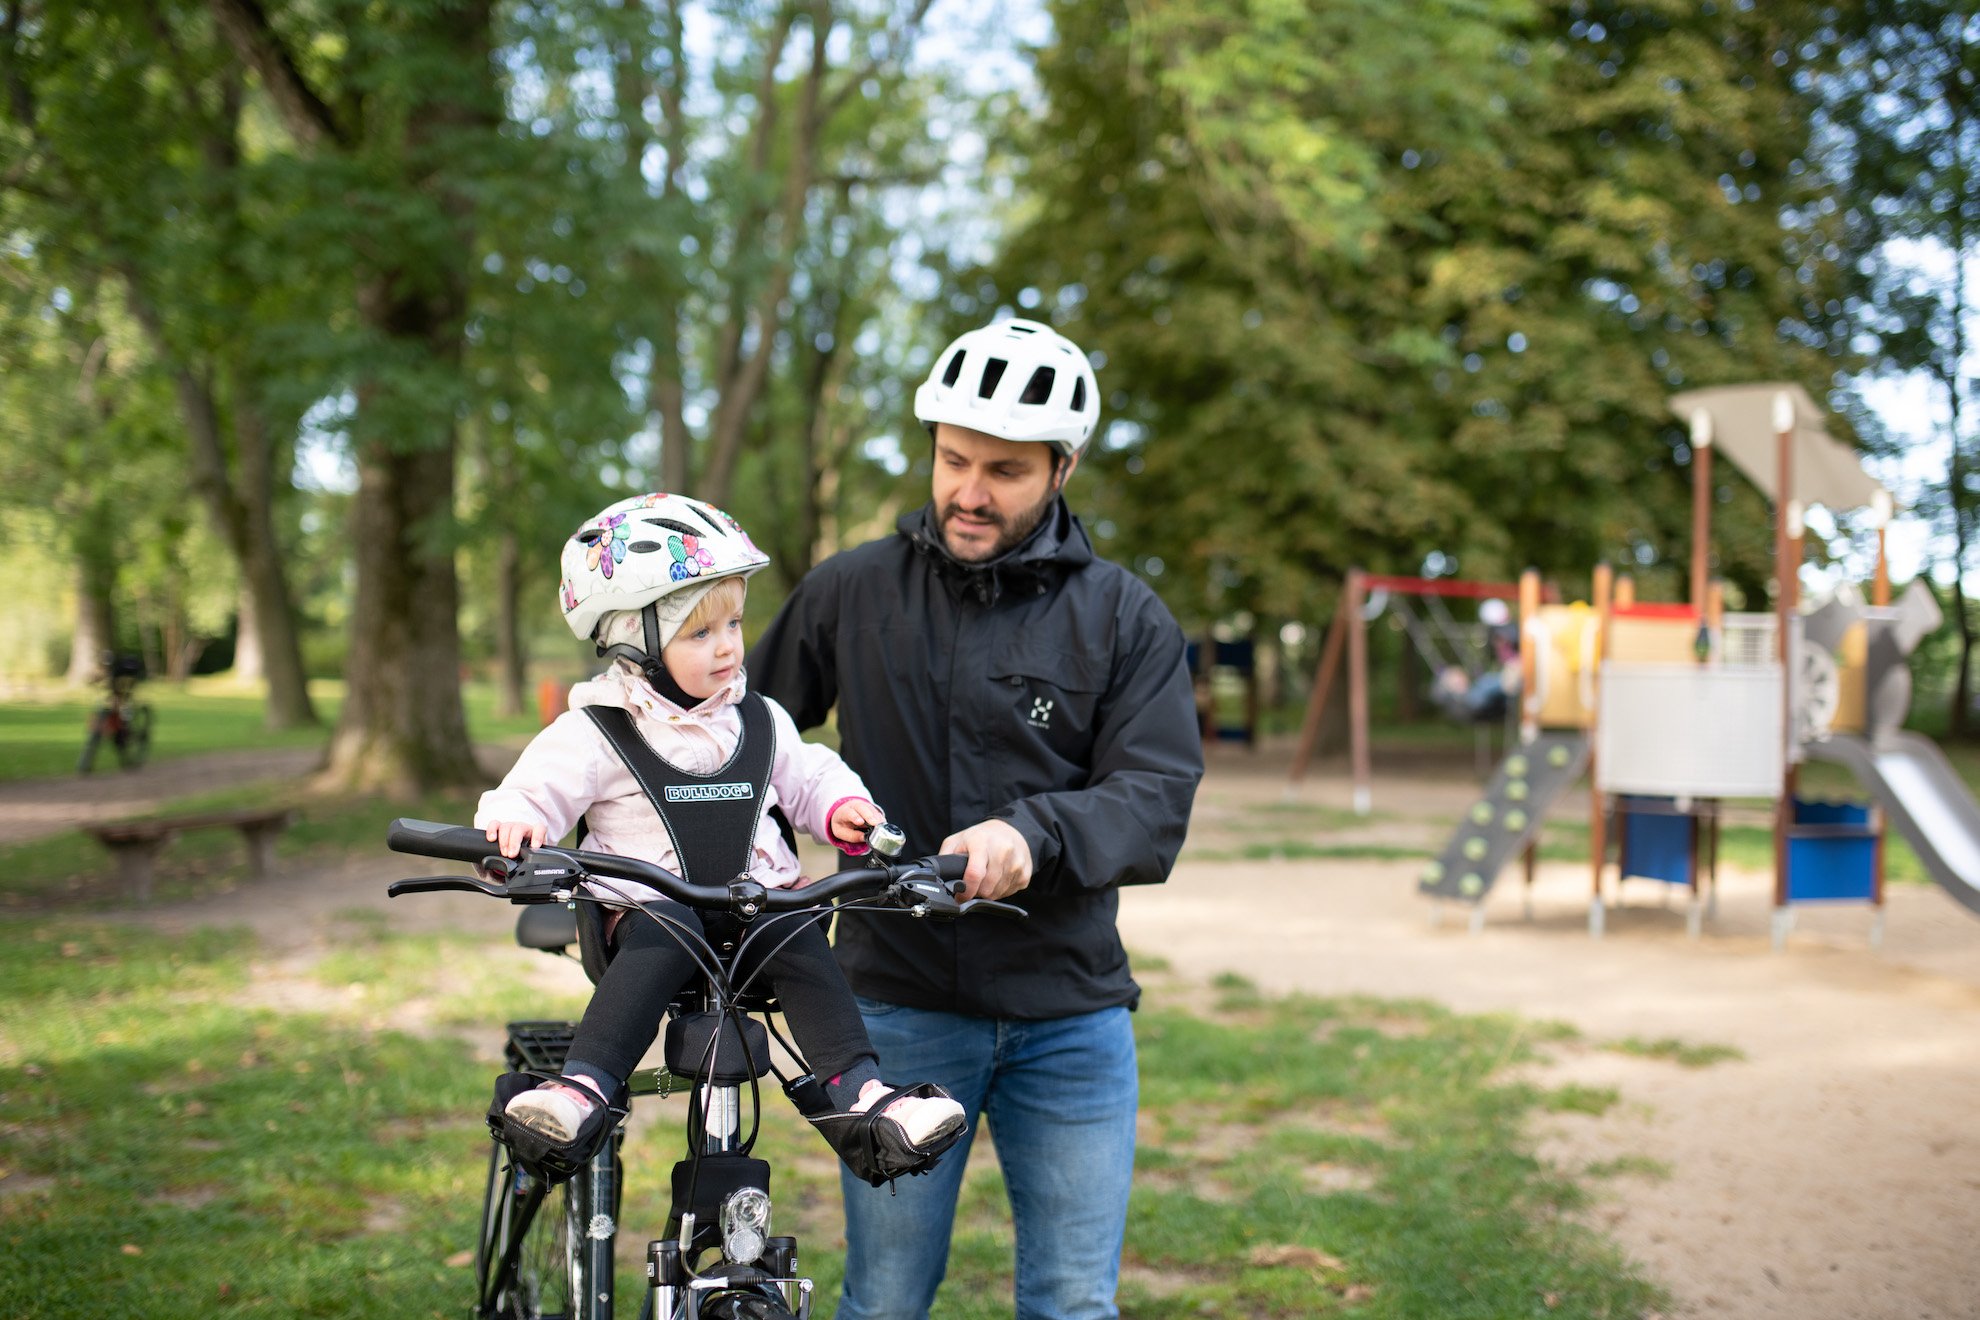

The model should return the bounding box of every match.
[84,806,299,902]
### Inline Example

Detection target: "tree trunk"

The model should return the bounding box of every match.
[322,407,480,792]
[232,391,317,728]
[210,0,496,787]
[617,0,694,493]
[128,285,318,728]
[793,292,844,580]
[234,579,264,682]
[138,600,165,683]
[1257,627,1283,710]
[67,555,115,686]
[1954,578,1973,738]
[162,580,206,683]
[494,523,525,719]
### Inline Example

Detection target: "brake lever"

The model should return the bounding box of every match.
[958,897,1029,919]
[388,875,511,899]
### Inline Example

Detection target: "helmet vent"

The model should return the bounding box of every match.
[977,357,1008,398]
[645,517,708,538]
[940,350,966,388]
[689,506,725,535]
[1019,366,1055,406]
[576,528,605,544]
[1007,323,1036,334]
[1071,377,1087,413]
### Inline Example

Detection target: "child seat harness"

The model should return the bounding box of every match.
[580,694,776,891]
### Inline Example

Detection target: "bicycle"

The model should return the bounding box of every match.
[385,816,1019,1320]
[77,652,152,774]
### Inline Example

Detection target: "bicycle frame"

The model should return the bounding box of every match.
[480,977,810,1319]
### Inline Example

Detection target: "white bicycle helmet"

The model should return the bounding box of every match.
[913,318,1100,455]
[558,494,769,659]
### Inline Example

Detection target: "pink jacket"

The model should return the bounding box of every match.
[475,666,870,903]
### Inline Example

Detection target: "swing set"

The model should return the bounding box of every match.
[1290,570,1547,813]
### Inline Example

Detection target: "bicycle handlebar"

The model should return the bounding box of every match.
[385,817,1006,920]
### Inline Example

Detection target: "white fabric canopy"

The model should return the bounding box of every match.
[1667,383,1888,515]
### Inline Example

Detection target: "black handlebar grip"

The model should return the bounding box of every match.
[932,854,969,882]
[386,818,499,864]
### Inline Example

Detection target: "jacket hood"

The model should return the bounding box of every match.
[899,499,1095,605]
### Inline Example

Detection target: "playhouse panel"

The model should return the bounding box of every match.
[1595,663,1784,797]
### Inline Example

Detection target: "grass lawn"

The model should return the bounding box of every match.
[0,910,1672,1319]
[0,679,542,783]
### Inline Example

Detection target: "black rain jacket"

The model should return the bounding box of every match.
[747,500,1203,1019]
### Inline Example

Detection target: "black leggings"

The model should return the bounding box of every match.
[564,898,876,1088]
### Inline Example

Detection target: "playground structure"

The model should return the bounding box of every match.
[1300,382,1980,946]
[1289,571,1536,815]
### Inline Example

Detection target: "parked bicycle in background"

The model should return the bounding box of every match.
[77,651,151,774]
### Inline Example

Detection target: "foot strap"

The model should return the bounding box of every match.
[807,1081,967,1188]
[487,1071,622,1185]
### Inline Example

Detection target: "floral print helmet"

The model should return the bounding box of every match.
[913,318,1100,456]
[558,493,769,642]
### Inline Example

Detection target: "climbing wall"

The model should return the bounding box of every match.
[1418,732,1590,905]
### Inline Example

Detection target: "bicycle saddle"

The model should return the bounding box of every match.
[515,905,578,952]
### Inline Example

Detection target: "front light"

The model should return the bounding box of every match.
[720,1186,772,1264]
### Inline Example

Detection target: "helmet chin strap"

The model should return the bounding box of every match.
[596,602,670,688]
[597,603,710,710]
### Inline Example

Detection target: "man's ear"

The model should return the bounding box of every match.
[1053,450,1081,492]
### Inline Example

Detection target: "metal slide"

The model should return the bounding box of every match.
[1804,733,1980,917]
[1420,731,1589,922]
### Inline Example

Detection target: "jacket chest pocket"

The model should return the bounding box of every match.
[988,641,1109,783]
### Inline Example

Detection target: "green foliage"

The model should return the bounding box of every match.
[978,0,1857,630]
[1814,3,1980,729]
[0,259,217,667]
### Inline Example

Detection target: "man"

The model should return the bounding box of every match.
[749,318,1203,1319]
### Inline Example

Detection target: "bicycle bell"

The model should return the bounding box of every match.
[867,821,907,858]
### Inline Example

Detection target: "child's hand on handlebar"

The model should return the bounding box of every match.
[938,819,1032,901]
[485,819,549,859]
[829,798,888,848]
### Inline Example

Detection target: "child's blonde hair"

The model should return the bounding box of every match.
[672,576,748,644]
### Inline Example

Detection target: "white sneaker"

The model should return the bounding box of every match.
[854,1080,967,1150]
[504,1081,598,1144]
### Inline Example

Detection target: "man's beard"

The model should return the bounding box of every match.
[940,486,1058,562]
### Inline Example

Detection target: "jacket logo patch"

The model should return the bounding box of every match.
[663,782,754,802]
[1028,697,1055,728]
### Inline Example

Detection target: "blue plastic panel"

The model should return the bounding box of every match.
[1785,834,1877,901]
[1620,801,1694,886]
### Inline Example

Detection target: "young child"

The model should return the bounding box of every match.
[476,493,965,1184]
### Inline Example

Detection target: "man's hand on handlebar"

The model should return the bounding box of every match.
[485,819,549,859]
[938,819,1032,902]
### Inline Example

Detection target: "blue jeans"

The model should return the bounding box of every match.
[836,999,1139,1320]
